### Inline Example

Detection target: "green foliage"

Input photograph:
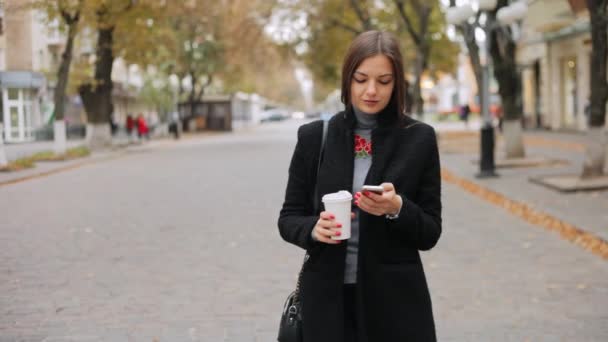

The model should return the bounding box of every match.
[65,146,90,158]
[29,150,56,160]
[138,75,175,116]
[32,0,312,108]
[0,157,36,172]
[28,146,90,162]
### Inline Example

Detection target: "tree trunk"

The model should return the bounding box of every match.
[582,0,608,178]
[582,128,607,178]
[394,0,431,119]
[189,71,197,120]
[502,119,525,157]
[78,26,114,125]
[78,25,115,148]
[587,4,608,128]
[489,3,525,159]
[461,23,483,102]
[450,1,484,115]
[196,75,213,101]
[54,20,78,120]
[0,123,7,167]
[53,12,79,155]
[412,46,427,118]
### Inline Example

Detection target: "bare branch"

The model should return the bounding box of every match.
[59,0,82,25]
[393,0,421,45]
[328,17,362,35]
[412,0,432,38]
[196,74,213,100]
[349,0,373,31]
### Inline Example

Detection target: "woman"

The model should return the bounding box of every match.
[278,31,442,341]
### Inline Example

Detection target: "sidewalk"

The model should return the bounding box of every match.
[430,119,608,255]
[0,127,231,187]
[0,134,175,187]
[4,139,86,162]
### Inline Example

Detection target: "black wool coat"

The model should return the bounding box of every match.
[278,109,442,342]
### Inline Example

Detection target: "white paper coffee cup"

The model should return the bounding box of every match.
[322,191,353,240]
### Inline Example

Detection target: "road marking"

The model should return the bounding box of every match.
[441,168,608,260]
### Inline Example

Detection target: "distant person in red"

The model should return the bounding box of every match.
[126,114,134,136]
[137,114,149,139]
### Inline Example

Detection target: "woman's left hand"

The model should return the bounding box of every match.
[354,182,402,217]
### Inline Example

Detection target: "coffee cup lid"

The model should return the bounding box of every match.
[322,190,353,203]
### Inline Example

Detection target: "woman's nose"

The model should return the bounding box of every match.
[366,81,377,96]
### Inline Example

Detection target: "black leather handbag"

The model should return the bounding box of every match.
[277,119,328,342]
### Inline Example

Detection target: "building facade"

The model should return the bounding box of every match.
[0,1,50,142]
[518,0,607,131]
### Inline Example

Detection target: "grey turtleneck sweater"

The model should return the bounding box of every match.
[344,107,378,284]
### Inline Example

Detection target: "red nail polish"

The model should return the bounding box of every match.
[336,231,341,236]
[330,215,335,219]
[337,223,342,228]
[355,201,359,206]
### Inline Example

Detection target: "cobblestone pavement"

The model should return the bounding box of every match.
[1,120,607,341]
[436,126,608,243]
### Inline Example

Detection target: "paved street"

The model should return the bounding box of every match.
[1,120,607,341]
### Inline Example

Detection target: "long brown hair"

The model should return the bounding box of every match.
[341,30,406,125]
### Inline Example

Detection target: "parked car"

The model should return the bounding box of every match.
[305,111,321,119]
[260,108,288,123]
[291,111,305,120]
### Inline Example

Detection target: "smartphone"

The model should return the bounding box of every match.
[361,185,384,194]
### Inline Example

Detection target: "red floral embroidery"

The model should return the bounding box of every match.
[354,134,372,158]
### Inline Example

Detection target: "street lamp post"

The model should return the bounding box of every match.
[447,0,527,178]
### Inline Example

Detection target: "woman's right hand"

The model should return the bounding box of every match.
[312,211,342,244]
[312,211,355,244]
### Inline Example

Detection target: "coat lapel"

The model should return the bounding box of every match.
[334,110,356,193]
[365,126,401,186]
[365,115,418,185]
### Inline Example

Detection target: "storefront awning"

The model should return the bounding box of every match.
[0,71,45,88]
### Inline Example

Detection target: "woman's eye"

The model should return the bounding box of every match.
[354,78,366,83]
[379,79,392,85]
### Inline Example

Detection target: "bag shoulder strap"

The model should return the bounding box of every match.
[294,119,328,303]
[312,119,328,214]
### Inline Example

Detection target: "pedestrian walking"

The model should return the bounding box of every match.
[459,103,470,128]
[136,113,149,140]
[109,113,118,136]
[169,111,181,139]
[278,30,442,342]
[126,114,134,137]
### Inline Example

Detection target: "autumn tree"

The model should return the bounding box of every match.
[448,0,483,111]
[488,0,525,158]
[449,0,526,159]
[393,0,456,118]
[294,0,457,111]
[127,0,300,116]
[76,0,155,148]
[28,0,84,154]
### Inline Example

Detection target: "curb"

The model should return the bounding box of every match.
[441,168,608,260]
[0,152,128,188]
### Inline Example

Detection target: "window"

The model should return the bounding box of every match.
[7,88,18,100]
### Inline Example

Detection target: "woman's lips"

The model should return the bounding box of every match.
[363,100,379,106]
